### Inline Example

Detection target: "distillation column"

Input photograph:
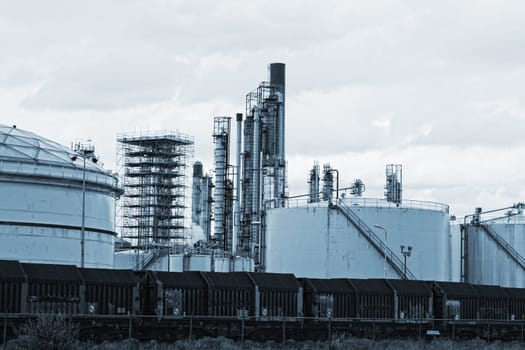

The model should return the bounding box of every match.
[213,117,233,252]
[239,63,287,269]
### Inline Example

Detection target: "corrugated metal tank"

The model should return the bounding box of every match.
[0,124,120,268]
[466,215,525,287]
[265,197,450,280]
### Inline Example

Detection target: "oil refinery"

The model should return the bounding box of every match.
[1,63,524,288]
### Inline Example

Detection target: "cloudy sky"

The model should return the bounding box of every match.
[1,0,524,217]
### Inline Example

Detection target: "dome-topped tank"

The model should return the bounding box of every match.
[0,124,121,268]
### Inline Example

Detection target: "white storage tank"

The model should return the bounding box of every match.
[0,124,120,268]
[466,215,525,288]
[214,257,231,272]
[188,254,211,271]
[114,250,185,272]
[265,197,450,280]
[234,257,254,272]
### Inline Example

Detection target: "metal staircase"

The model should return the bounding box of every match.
[334,199,416,280]
[480,224,525,271]
[136,249,167,271]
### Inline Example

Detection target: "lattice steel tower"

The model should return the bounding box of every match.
[117,131,194,249]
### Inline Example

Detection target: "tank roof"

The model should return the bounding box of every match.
[0,124,105,172]
[0,124,120,191]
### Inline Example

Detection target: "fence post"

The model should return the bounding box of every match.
[281,318,286,349]
[372,319,375,341]
[189,316,193,340]
[128,313,132,342]
[521,323,524,342]
[328,318,332,350]
[241,318,245,343]
[3,312,6,350]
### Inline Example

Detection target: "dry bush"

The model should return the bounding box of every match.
[8,314,79,350]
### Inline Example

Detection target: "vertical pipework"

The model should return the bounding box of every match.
[252,108,261,256]
[240,115,254,255]
[192,161,203,225]
[234,113,243,255]
[269,63,285,162]
[308,162,320,203]
[213,117,232,251]
[269,63,286,206]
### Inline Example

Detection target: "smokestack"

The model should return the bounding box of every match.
[269,63,285,89]
[193,161,203,178]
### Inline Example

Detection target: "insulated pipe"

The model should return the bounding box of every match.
[269,63,286,207]
[252,108,261,255]
[269,63,285,163]
[192,161,203,225]
[234,113,243,255]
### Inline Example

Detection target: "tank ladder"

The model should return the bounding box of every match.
[480,224,525,271]
[334,199,416,280]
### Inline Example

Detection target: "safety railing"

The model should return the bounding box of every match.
[283,197,449,213]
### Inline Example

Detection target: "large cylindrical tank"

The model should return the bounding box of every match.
[466,215,525,287]
[265,197,450,280]
[0,124,121,268]
[188,255,211,271]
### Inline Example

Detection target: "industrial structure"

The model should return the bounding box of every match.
[188,63,287,270]
[212,116,234,252]
[191,161,213,242]
[264,168,451,280]
[117,131,194,249]
[459,204,525,288]
[239,63,287,268]
[3,63,525,290]
[0,124,121,268]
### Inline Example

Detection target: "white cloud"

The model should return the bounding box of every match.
[1,0,525,218]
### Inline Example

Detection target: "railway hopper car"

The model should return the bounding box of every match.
[301,278,355,319]
[2,259,525,341]
[433,281,479,321]
[0,260,26,313]
[201,272,254,317]
[80,268,139,315]
[504,287,525,320]
[248,273,302,320]
[387,279,432,321]
[471,284,508,320]
[143,271,208,317]
[349,279,394,319]
[22,262,83,314]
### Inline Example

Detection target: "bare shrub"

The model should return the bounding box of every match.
[11,314,79,350]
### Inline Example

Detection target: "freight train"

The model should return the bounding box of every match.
[1,259,525,342]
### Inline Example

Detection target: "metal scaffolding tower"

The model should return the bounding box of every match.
[117,130,194,250]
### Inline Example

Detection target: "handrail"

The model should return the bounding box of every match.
[480,224,525,271]
[283,197,449,213]
[137,250,167,271]
[335,199,416,280]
